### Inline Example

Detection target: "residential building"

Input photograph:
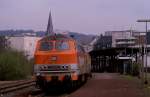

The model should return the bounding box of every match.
[132,31,146,46]
[105,30,136,47]
[8,36,41,59]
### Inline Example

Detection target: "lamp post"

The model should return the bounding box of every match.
[137,19,150,84]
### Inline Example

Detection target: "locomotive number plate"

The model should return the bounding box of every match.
[51,56,57,61]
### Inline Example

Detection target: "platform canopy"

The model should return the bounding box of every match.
[89,47,139,56]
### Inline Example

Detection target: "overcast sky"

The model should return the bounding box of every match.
[0,0,150,35]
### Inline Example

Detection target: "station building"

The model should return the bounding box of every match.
[90,30,150,73]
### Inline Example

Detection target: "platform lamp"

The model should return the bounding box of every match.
[137,19,150,84]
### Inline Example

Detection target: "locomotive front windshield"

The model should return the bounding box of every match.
[56,41,69,50]
[39,41,53,51]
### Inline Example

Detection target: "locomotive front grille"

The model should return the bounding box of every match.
[39,65,69,71]
[34,64,79,75]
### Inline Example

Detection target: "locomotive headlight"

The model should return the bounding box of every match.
[34,65,44,72]
[70,64,79,70]
[36,72,41,76]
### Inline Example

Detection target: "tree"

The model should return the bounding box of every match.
[0,36,9,51]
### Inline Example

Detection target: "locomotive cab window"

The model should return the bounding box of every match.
[39,41,53,51]
[56,41,69,50]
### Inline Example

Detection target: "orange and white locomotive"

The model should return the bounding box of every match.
[34,34,91,89]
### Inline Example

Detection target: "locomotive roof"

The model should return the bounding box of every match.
[40,34,74,41]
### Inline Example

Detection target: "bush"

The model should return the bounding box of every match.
[132,62,140,76]
[0,49,32,80]
[0,36,9,51]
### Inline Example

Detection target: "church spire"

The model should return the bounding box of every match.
[46,11,54,36]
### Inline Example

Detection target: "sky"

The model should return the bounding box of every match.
[0,0,150,35]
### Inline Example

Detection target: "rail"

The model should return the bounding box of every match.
[0,80,35,95]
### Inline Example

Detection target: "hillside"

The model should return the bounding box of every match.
[0,30,96,45]
[68,32,96,45]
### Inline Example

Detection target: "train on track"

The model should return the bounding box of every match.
[34,34,91,89]
[33,12,91,90]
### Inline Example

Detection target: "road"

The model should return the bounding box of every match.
[69,73,146,97]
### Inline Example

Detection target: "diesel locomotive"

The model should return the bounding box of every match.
[34,34,91,89]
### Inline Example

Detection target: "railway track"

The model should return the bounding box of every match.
[29,93,68,97]
[26,86,72,97]
[0,80,35,95]
[0,80,74,97]
[0,80,84,97]
[15,89,68,97]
